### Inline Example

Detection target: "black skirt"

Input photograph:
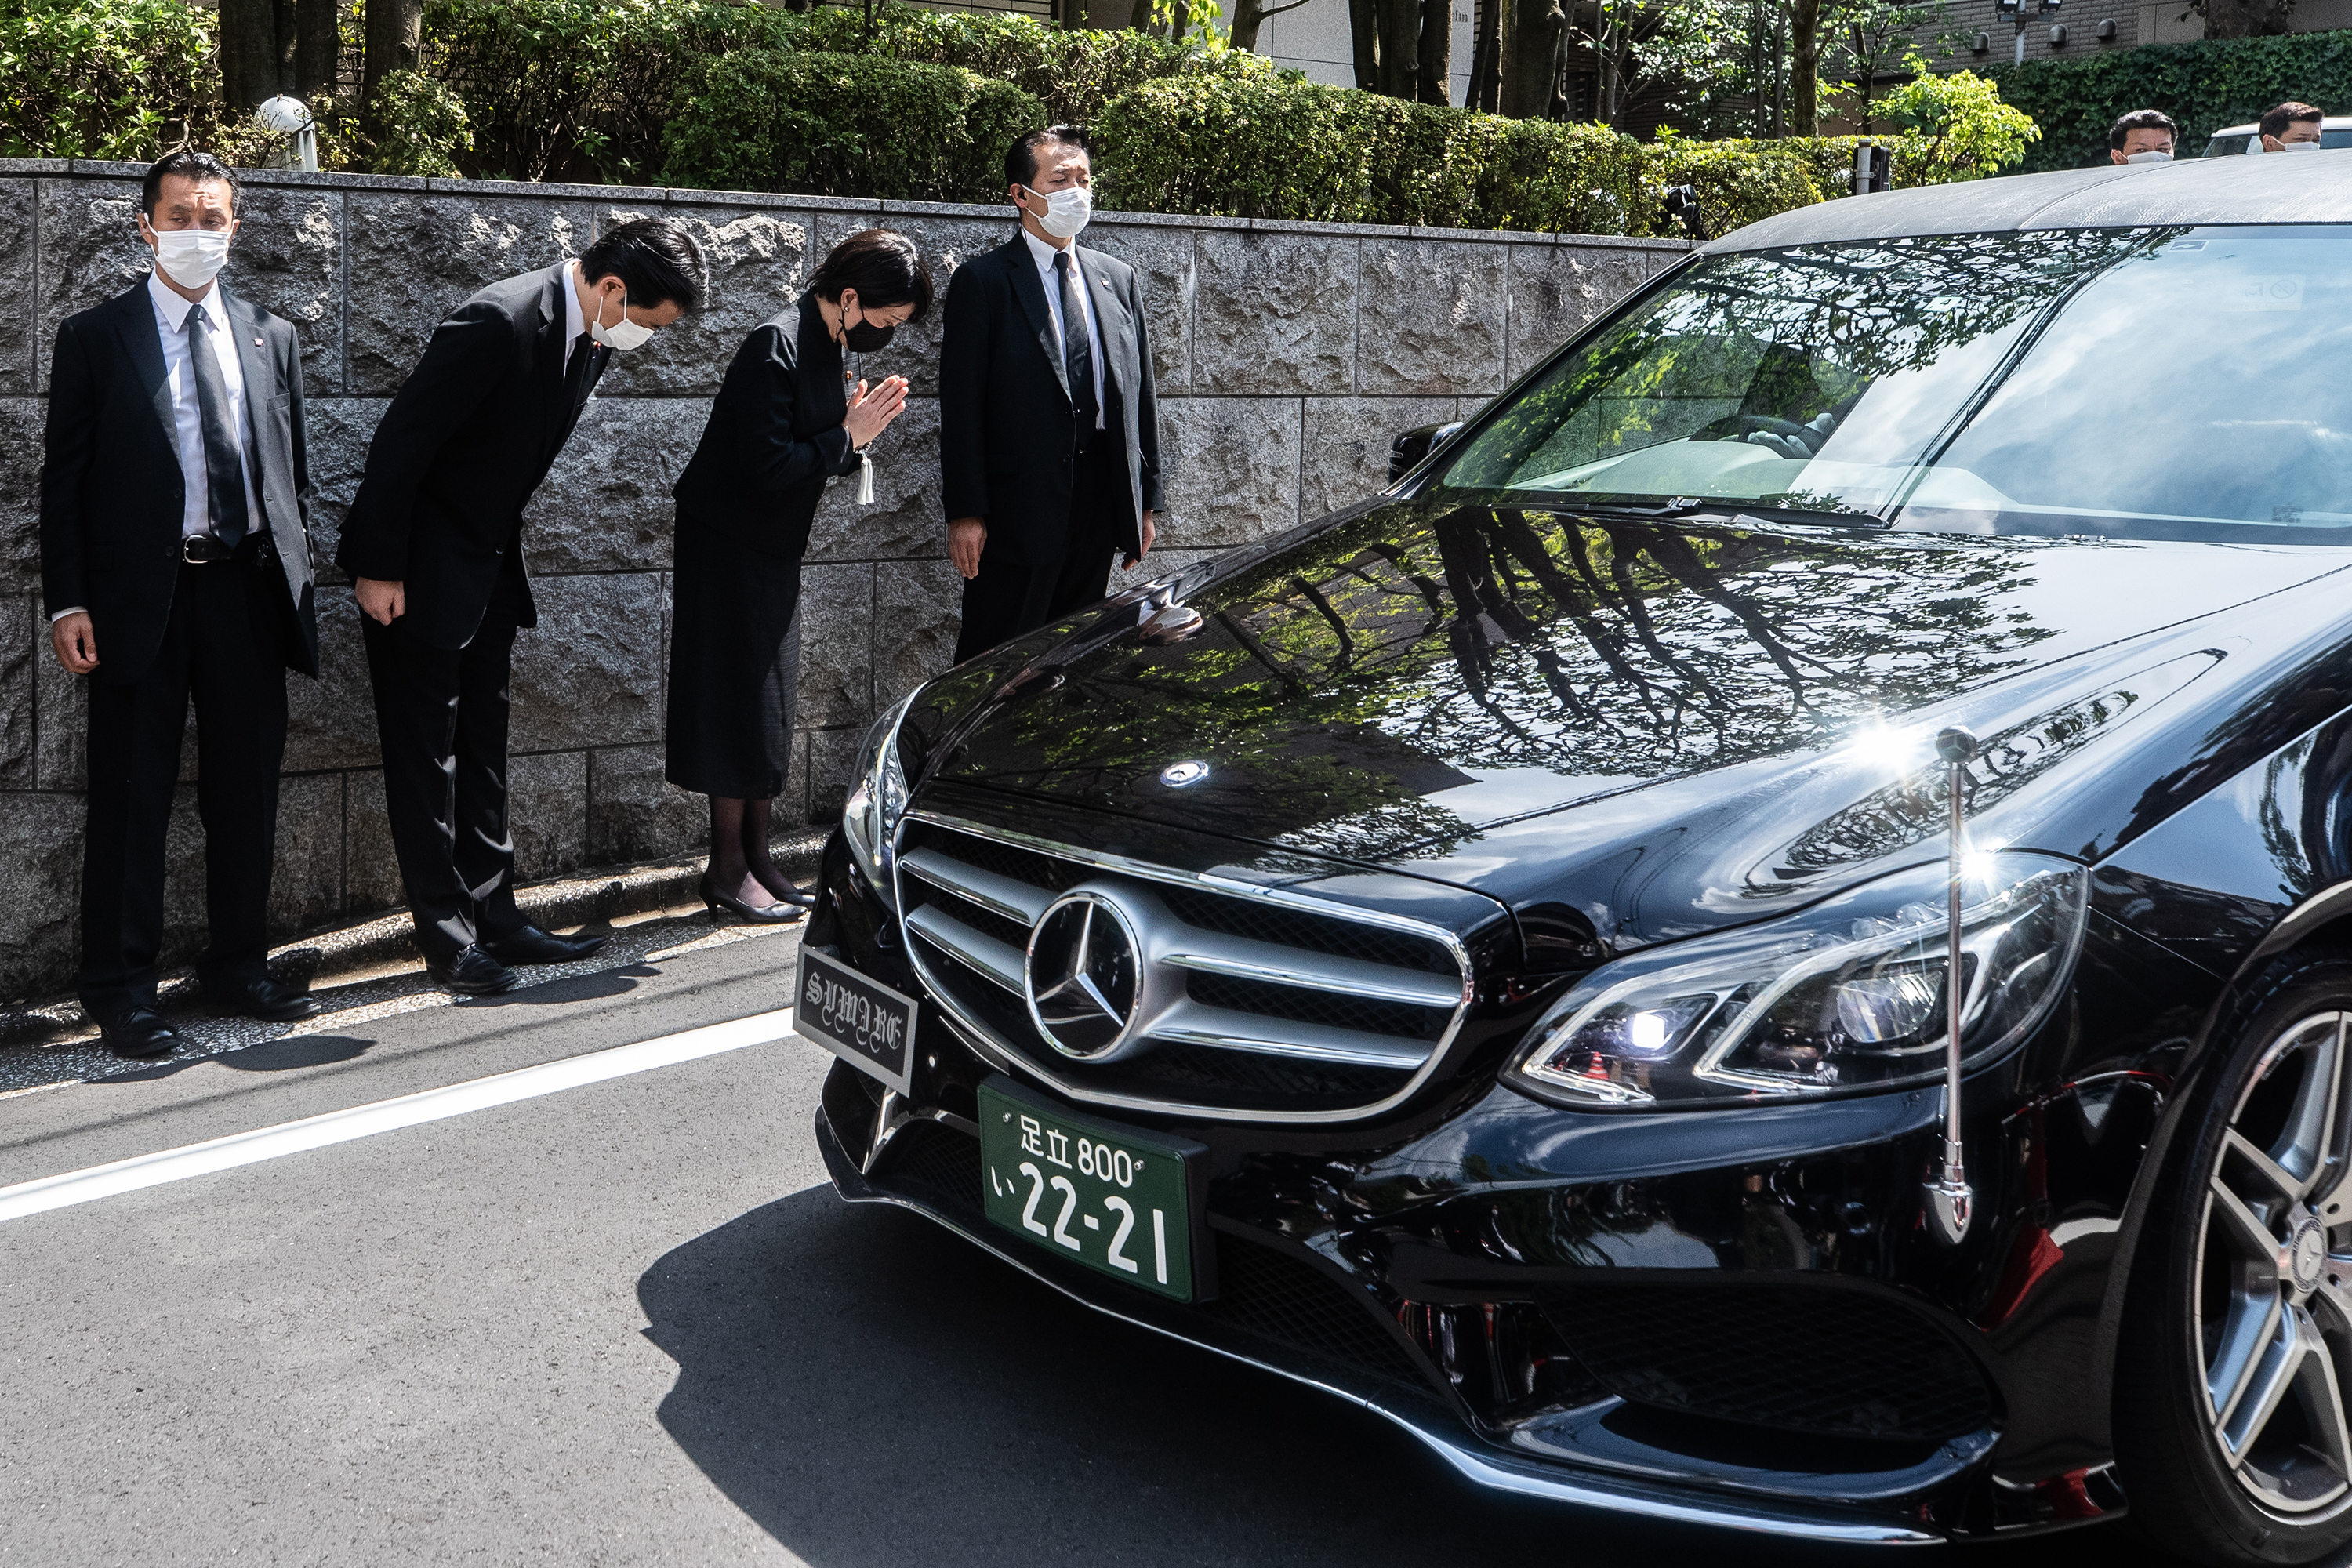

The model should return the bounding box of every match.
[664,516,802,800]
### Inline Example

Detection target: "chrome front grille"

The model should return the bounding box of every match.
[894,815,1472,1121]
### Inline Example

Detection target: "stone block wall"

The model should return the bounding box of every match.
[0,158,1686,1003]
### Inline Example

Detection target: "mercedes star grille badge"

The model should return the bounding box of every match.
[1025,892,1142,1059]
[1160,760,1210,788]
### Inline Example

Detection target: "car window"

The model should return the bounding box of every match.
[2204,133,2252,157]
[2328,129,2352,148]
[1907,227,2352,539]
[1433,226,2352,543]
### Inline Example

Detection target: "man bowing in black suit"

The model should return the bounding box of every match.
[941,125,1163,663]
[41,151,323,1057]
[338,217,706,996]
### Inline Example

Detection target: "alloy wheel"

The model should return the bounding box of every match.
[2196,1009,2352,1517]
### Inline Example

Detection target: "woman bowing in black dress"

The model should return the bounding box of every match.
[668,230,931,921]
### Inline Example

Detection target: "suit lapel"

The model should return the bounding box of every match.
[537,263,570,443]
[220,287,276,411]
[113,283,176,451]
[1003,236,1072,405]
[1075,243,1130,400]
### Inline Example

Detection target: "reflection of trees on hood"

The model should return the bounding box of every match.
[946,501,2054,864]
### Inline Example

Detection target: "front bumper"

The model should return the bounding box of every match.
[815,1077,1941,1547]
[805,827,2136,1544]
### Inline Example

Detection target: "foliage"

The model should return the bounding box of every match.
[1097,69,2024,236]
[1987,31,2352,172]
[662,49,1044,204]
[366,68,473,177]
[1876,66,2038,180]
[0,0,216,160]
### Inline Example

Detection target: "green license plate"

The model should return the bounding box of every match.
[978,1076,1210,1304]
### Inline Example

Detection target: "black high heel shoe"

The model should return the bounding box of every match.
[701,871,806,925]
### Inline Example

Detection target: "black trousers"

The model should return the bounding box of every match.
[954,440,1131,666]
[360,610,530,962]
[80,557,289,1022]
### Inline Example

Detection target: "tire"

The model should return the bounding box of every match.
[2118,949,2352,1566]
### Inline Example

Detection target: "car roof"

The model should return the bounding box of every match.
[1707,149,2352,252]
[2209,117,2352,135]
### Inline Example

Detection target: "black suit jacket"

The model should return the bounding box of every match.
[670,292,859,558]
[39,278,318,685]
[338,262,604,650]
[938,234,1163,562]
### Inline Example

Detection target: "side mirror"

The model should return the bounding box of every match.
[1388,420,1464,484]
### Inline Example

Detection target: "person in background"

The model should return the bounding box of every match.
[2108,109,2177,164]
[339,218,706,996]
[666,230,927,923]
[39,151,322,1058]
[939,125,1163,664]
[2262,101,2325,152]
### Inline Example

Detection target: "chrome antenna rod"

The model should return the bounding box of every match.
[1926,724,1980,1248]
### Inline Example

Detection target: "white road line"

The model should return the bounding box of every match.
[0,1008,796,1225]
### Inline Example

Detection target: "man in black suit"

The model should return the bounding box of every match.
[941,125,1163,664]
[40,151,323,1058]
[339,218,706,996]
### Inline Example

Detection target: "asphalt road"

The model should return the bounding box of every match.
[0,915,2189,1566]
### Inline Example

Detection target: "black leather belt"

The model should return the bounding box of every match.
[179,534,255,564]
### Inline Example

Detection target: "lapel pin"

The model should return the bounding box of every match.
[253,337,263,347]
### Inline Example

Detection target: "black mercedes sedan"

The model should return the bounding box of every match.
[797,154,2352,1560]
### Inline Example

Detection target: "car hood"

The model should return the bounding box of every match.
[920,499,2352,950]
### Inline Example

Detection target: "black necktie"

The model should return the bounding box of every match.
[564,331,597,410]
[1053,250,1098,437]
[186,307,249,548]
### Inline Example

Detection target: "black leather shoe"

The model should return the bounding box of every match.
[701,872,806,925]
[425,945,524,996]
[205,971,323,1022]
[481,924,608,965]
[101,1006,179,1059]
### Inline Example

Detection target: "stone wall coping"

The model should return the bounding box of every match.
[35,159,1695,252]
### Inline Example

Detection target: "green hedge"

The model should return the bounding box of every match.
[0,0,216,160]
[1989,33,2352,172]
[1097,75,1860,237]
[663,49,1044,203]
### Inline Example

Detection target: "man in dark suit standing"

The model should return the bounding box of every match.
[40,151,323,1058]
[941,126,1163,663]
[339,218,706,996]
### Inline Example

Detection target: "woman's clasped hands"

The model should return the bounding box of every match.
[844,373,909,449]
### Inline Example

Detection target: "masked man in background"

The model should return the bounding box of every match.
[939,125,1163,664]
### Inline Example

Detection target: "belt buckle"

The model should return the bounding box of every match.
[182,535,223,564]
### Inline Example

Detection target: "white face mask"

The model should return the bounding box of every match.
[1023,183,1092,241]
[2281,138,2323,152]
[2123,149,2172,164]
[589,285,655,352]
[150,227,230,289]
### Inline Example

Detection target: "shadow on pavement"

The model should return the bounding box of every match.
[637,1191,2197,1566]
[100,1033,375,1082]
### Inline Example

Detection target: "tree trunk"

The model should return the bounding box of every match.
[1789,0,1819,136]
[1376,0,1421,97]
[1349,0,1381,89]
[1417,0,1453,104]
[1468,0,1501,111]
[293,0,339,103]
[218,0,281,113]
[273,0,299,93]
[361,0,423,136]
[1497,0,1561,117]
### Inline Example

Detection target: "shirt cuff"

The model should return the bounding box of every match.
[50,606,86,622]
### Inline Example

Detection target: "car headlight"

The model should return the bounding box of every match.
[1506,851,2088,1108]
[840,691,916,901]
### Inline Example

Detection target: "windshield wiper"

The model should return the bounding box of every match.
[1562,497,1891,529]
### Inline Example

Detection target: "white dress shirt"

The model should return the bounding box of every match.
[147,269,263,541]
[562,259,587,365]
[1021,227,1106,432]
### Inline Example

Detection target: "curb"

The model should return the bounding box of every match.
[0,830,831,1046]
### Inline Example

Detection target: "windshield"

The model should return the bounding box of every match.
[1434,227,2352,543]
